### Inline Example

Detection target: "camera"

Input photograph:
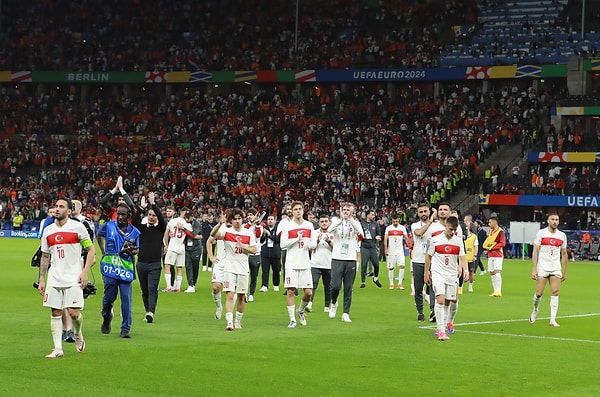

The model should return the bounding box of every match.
[120,240,136,254]
[83,282,97,299]
[32,281,97,299]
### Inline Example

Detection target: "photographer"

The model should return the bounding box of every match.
[97,203,141,338]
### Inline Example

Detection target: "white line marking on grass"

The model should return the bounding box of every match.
[451,330,600,344]
[419,313,600,343]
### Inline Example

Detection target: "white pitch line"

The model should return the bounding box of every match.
[454,330,600,344]
[418,313,600,343]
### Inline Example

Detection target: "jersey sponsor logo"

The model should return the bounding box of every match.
[541,237,563,247]
[435,244,460,255]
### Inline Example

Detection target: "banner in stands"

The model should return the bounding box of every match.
[527,152,600,163]
[0,230,38,238]
[479,194,600,208]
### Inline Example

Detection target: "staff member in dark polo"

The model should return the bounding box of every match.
[360,209,382,288]
[132,192,166,323]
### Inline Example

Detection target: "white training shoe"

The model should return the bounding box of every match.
[549,321,561,327]
[341,313,352,323]
[305,301,313,312]
[273,286,280,292]
[329,302,338,319]
[184,286,196,293]
[288,320,297,328]
[479,270,487,276]
[202,266,208,272]
[234,322,242,329]
[324,306,330,313]
[215,307,222,320]
[529,310,537,324]
[259,286,268,292]
[75,333,85,353]
[248,295,254,302]
[45,349,64,358]
[297,310,307,326]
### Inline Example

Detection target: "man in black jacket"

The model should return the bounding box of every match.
[132,192,166,323]
[259,214,281,292]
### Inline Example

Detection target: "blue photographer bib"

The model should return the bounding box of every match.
[98,221,140,282]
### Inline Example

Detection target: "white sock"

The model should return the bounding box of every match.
[175,275,183,290]
[235,311,244,324]
[435,303,445,333]
[72,313,83,335]
[225,312,233,324]
[533,293,541,312]
[388,269,395,285]
[468,282,473,291]
[398,268,405,284]
[287,305,296,321]
[550,295,559,322]
[448,301,458,324]
[212,292,222,308]
[51,315,62,351]
[164,274,172,289]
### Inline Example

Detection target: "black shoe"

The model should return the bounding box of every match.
[62,330,75,343]
[418,313,425,322]
[360,282,366,288]
[101,318,112,334]
[120,329,131,338]
[373,279,382,288]
[366,271,374,277]
[429,313,436,323]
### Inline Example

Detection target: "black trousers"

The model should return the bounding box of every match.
[360,246,379,282]
[330,259,357,314]
[136,260,162,314]
[185,250,201,287]
[311,267,332,307]
[248,254,261,295]
[260,255,281,288]
[412,262,435,316]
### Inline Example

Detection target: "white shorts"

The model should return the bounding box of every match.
[223,272,248,294]
[211,262,225,284]
[387,254,405,269]
[284,268,313,289]
[43,285,85,309]
[537,265,562,279]
[431,277,458,301]
[165,250,186,267]
[487,257,503,272]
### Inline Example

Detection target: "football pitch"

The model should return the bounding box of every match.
[1,237,599,396]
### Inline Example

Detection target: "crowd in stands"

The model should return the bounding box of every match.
[0,0,478,72]
[0,77,555,227]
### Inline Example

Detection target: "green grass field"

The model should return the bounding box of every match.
[1,237,599,397]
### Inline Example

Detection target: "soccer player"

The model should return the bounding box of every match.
[308,214,334,313]
[97,203,141,338]
[207,216,230,320]
[328,202,364,323]
[38,197,95,358]
[163,208,197,292]
[384,212,407,290]
[424,216,467,341]
[529,213,568,327]
[483,215,506,297]
[210,208,257,331]
[280,201,317,328]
